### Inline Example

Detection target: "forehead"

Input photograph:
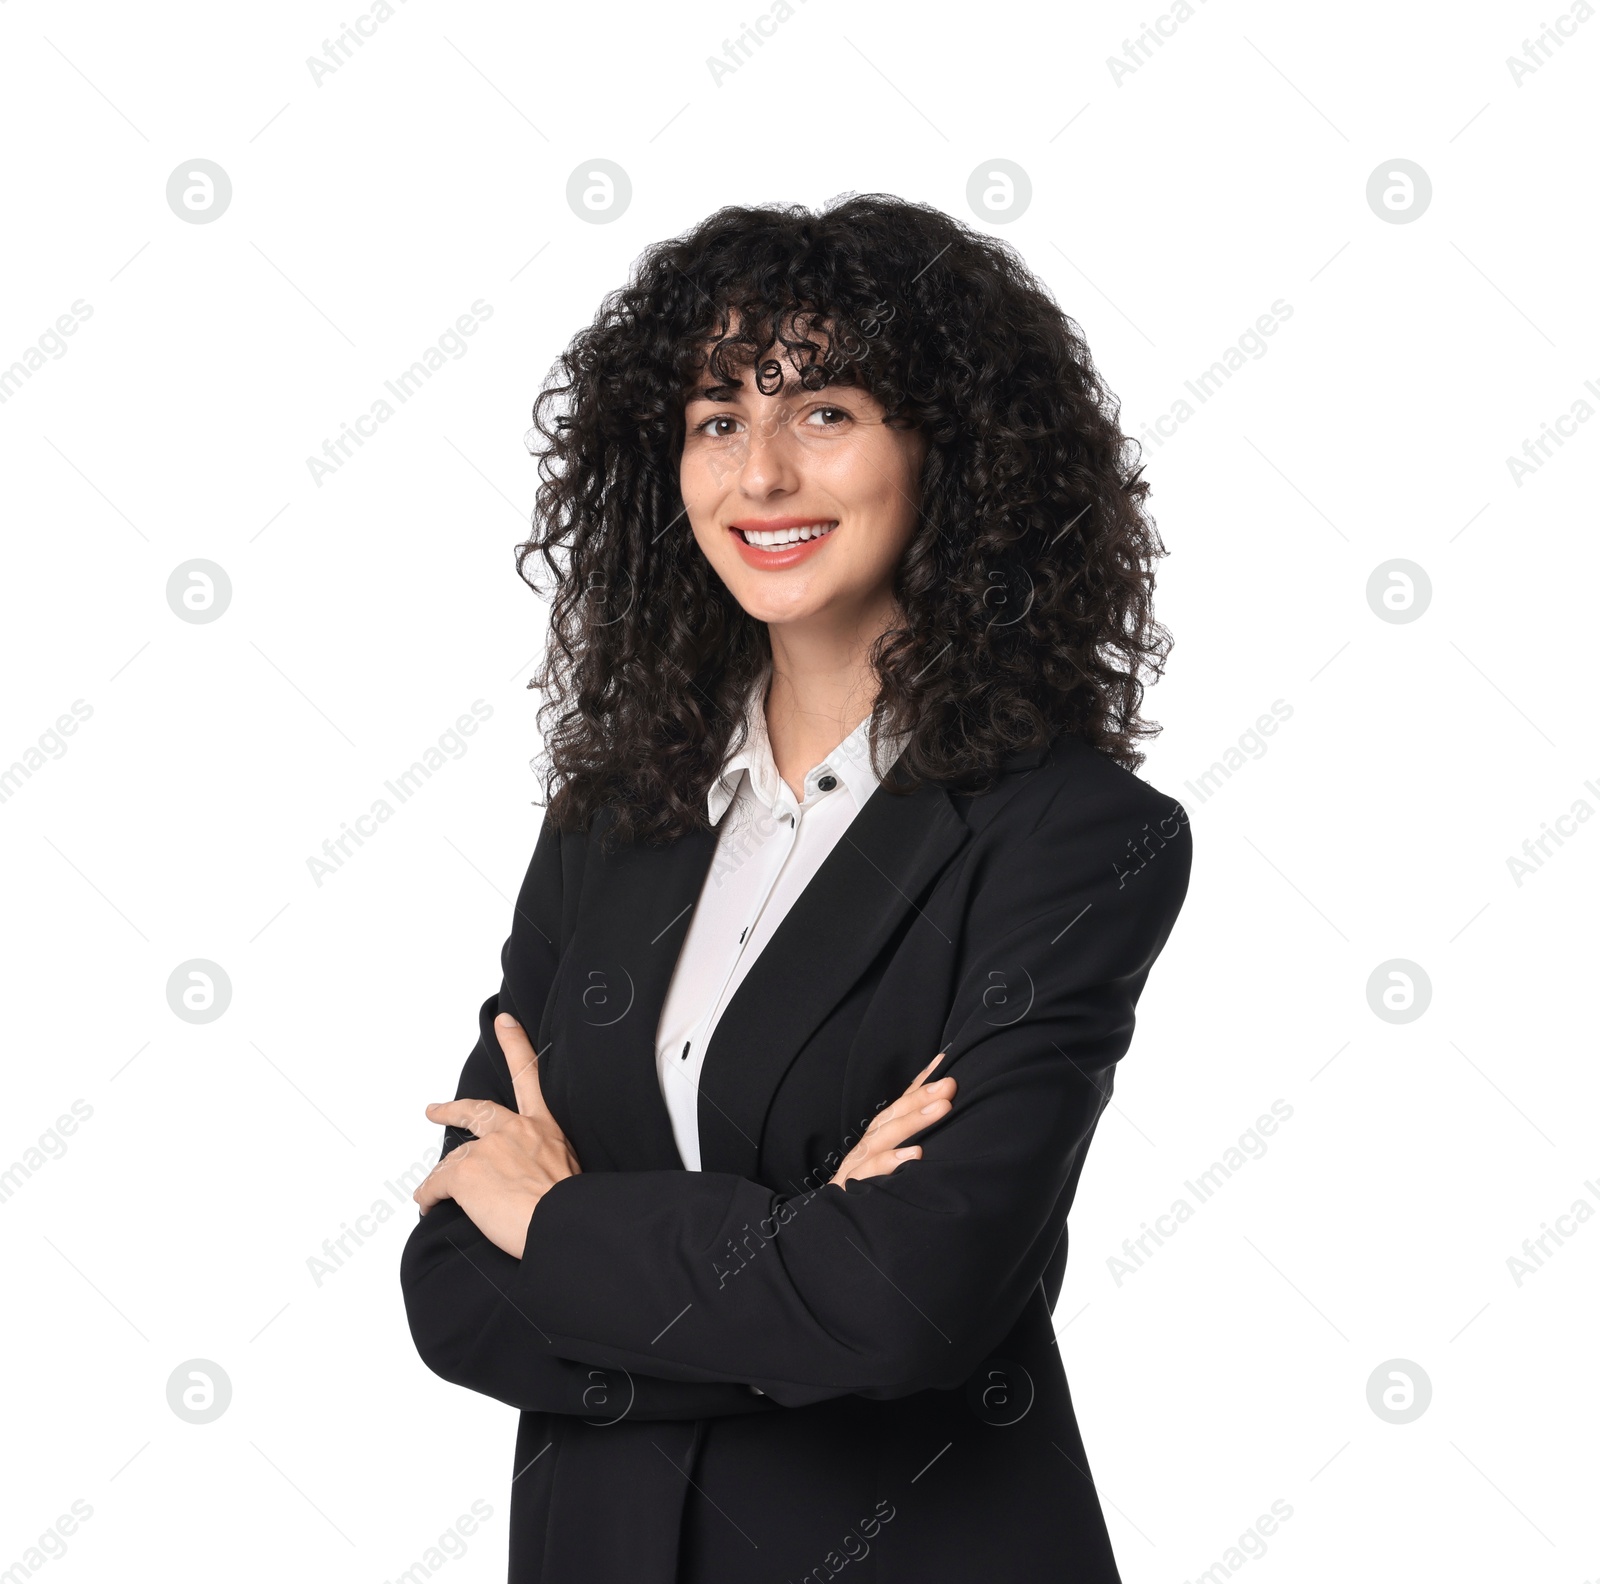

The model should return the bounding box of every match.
[683,303,855,382]
[683,369,867,403]
[683,336,865,405]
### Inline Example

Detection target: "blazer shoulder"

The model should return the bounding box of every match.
[986,730,1189,837]
[960,734,1193,957]
[1045,731,1187,817]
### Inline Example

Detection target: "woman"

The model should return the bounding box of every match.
[400,194,1192,1583]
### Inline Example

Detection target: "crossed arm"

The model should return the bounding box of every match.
[414,1014,954,1259]
[400,994,954,1421]
[398,783,1190,1418]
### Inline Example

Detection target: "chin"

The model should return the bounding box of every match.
[734,594,821,627]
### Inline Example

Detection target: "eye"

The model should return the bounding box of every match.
[693,413,742,438]
[805,405,851,428]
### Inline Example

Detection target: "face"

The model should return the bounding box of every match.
[679,358,928,631]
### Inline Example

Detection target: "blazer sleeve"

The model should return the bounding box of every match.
[398,814,778,1423]
[506,777,1194,1408]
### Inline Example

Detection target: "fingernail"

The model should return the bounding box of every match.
[920,1100,942,1114]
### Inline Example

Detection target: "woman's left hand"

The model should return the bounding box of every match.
[412,1013,581,1258]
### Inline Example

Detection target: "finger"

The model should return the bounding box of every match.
[495,1013,549,1119]
[867,1144,924,1176]
[836,1143,922,1188]
[425,1097,518,1135]
[868,1077,955,1137]
[908,1054,943,1091]
[413,1153,461,1213]
[864,1093,953,1151]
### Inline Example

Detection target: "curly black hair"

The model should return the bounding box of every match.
[516,192,1171,844]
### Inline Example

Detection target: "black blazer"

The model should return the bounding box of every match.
[400,730,1192,1583]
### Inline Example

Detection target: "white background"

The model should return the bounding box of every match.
[2,0,1596,1580]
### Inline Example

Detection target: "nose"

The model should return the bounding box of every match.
[731,406,801,499]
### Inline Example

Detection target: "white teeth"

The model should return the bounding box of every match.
[741,522,838,547]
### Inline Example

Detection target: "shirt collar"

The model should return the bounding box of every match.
[706,671,907,825]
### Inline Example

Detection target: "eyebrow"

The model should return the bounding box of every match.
[683,377,857,405]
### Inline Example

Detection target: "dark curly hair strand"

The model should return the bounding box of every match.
[516,193,1171,844]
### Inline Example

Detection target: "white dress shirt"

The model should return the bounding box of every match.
[654,678,907,1171]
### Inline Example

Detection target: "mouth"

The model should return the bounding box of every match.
[729,518,839,547]
[727,517,839,569]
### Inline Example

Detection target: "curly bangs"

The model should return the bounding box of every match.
[516,193,1172,844]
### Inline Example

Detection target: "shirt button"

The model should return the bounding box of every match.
[817,774,837,792]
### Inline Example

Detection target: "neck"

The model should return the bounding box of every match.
[763,592,895,800]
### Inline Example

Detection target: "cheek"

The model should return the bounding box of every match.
[857,449,922,549]
[680,446,738,521]
[681,487,730,566]
[678,450,702,508]
[692,520,727,567]
[834,430,922,515]
[678,456,714,533]
[863,521,916,583]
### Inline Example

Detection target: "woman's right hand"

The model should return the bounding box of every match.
[829,1056,956,1189]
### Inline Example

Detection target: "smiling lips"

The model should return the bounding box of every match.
[728,516,839,569]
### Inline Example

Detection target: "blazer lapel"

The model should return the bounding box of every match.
[536,742,1043,1181]
[539,819,718,1173]
[695,773,972,1180]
